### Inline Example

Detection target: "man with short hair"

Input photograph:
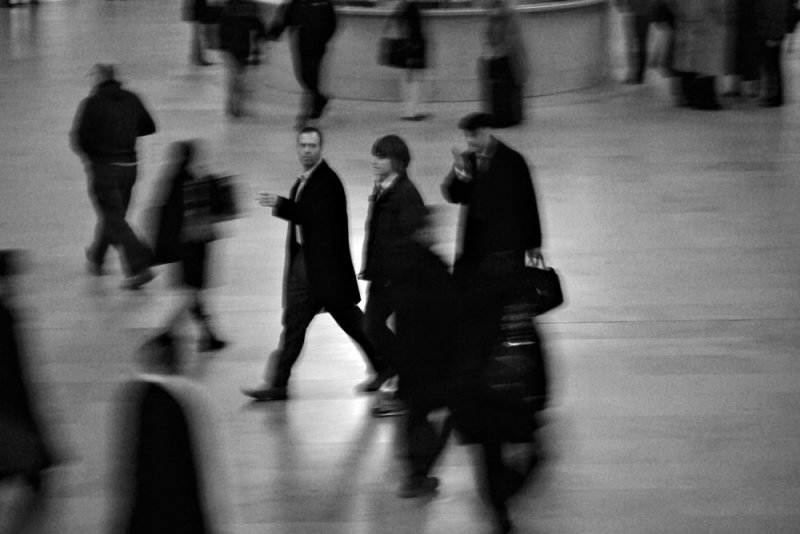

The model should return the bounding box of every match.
[442,111,542,279]
[71,64,157,290]
[244,127,382,401]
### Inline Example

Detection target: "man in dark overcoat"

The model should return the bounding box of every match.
[243,127,381,401]
[442,112,542,280]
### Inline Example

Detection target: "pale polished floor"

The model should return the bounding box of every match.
[2,2,800,533]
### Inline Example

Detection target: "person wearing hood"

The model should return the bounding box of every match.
[71,64,157,290]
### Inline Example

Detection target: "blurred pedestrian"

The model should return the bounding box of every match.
[108,334,232,534]
[441,112,546,533]
[754,0,794,106]
[480,0,528,127]
[219,0,268,118]
[614,0,655,83]
[360,135,427,415]
[268,0,337,126]
[149,140,228,354]
[390,0,429,120]
[71,64,157,290]
[243,127,382,401]
[721,0,760,97]
[183,0,214,66]
[0,250,57,534]
[670,0,726,110]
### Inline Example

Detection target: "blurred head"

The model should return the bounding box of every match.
[371,134,410,181]
[458,112,494,153]
[92,63,116,86]
[296,127,323,170]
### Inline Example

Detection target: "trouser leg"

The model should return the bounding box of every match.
[267,253,322,388]
[327,299,385,380]
[363,284,397,375]
[88,163,151,276]
[761,40,783,105]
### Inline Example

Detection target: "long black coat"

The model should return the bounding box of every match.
[361,173,426,284]
[441,139,541,279]
[273,159,360,306]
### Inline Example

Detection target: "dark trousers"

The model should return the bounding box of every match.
[86,163,151,276]
[403,390,451,480]
[296,50,326,115]
[363,283,397,377]
[479,439,540,524]
[267,251,381,388]
[626,14,651,82]
[760,40,783,105]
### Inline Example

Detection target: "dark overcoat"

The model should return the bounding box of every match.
[273,159,361,306]
[361,173,427,284]
[441,139,541,279]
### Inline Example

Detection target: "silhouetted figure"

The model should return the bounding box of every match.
[0,250,56,534]
[268,0,337,126]
[722,0,760,97]
[150,140,228,353]
[219,0,267,118]
[109,334,231,534]
[243,127,381,402]
[70,64,157,289]
[360,135,427,409]
[384,233,460,498]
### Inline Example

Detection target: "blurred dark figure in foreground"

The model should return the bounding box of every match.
[108,334,231,534]
[71,64,157,290]
[268,0,337,126]
[442,112,547,533]
[383,217,460,498]
[150,140,230,353]
[0,250,57,534]
[614,0,654,84]
[219,0,267,118]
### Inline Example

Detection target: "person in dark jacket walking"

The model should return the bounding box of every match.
[268,0,337,126]
[243,127,382,401]
[360,135,427,411]
[150,140,227,353]
[219,0,267,118]
[71,64,157,290]
[442,112,547,533]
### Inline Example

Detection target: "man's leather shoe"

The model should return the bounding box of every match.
[242,384,288,401]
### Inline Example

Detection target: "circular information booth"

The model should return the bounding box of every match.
[263,0,610,102]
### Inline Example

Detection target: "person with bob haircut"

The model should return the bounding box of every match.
[360,135,428,414]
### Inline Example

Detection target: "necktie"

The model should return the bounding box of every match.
[294,176,307,202]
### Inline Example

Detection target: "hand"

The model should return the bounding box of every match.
[257,192,279,207]
[451,146,465,169]
[526,248,543,267]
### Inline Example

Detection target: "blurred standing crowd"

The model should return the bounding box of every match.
[615,0,799,109]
